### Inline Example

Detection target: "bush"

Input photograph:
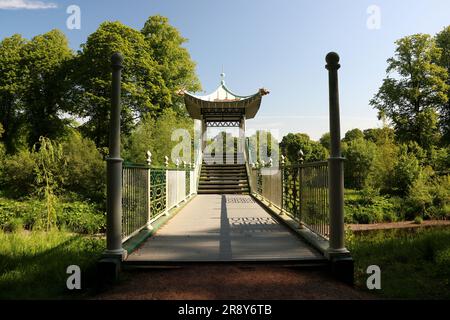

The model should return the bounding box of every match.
[344,189,399,224]
[3,217,23,232]
[60,131,106,204]
[402,170,450,220]
[56,201,105,234]
[390,146,421,195]
[0,197,105,234]
[1,149,36,198]
[403,167,434,220]
[342,138,377,189]
[414,216,423,224]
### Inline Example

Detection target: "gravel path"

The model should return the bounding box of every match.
[348,220,450,232]
[94,265,375,300]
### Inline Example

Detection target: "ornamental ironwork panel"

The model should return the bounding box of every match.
[150,168,166,218]
[257,169,263,194]
[206,121,240,127]
[282,165,300,220]
[122,166,148,240]
[185,169,190,196]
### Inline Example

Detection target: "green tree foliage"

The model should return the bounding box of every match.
[1,149,36,198]
[366,131,399,193]
[0,34,27,152]
[60,131,106,204]
[124,108,193,165]
[141,15,201,115]
[21,30,74,147]
[390,145,421,196]
[280,133,328,164]
[33,137,66,230]
[363,127,395,144]
[342,128,364,143]
[342,138,377,189]
[370,34,449,150]
[319,132,331,151]
[435,26,450,144]
[72,21,171,148]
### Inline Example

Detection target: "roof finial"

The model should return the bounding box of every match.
[220,65,225,85]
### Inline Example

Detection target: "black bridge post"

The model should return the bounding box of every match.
[99,52,126,284]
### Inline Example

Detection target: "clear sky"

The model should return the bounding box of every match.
[1,0,449,140]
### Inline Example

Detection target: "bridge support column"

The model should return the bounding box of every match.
[239,116,246,164]
[201,116,207,152]
[99,53,126,284]
[325,52,353,285]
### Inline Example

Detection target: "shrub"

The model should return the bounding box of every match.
[414,216,423,224]
[343,138,377,189]
[60,131,106,204]
[403,167,434,220]
[0,197,105,234]
[1,149,36,198]
[56,201,105,234]
[390,146,421,195]
[344,189,398,224]
[3,218,23,232]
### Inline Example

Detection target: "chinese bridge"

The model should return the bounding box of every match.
[99,52,353,285]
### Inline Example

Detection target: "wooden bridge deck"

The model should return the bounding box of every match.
[126,195,324,263]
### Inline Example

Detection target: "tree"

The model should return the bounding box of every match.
[280,133,328,164]
[342,138,377,189]
[21,30,74,147]
[319,132,331,151]
[141,15,201,115]
[0,34,27,152]
[370,34,449,151]
[363,127,395,144]
[342,128,364,143]
[72,21,171,148]
[124,108,193,165]
[435,26,450,144]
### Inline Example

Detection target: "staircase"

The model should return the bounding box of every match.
[198,153,250,194]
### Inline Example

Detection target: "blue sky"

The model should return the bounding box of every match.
[1,0,449,140]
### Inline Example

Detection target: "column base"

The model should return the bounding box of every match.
[98,249,126,285]
[328,254,354,286]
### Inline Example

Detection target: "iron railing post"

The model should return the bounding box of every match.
[105,52,126,259]
[325,52,349,258]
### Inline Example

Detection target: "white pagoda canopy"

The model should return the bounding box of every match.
[181,78,269,121]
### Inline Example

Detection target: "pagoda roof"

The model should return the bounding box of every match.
[181,80,269,120]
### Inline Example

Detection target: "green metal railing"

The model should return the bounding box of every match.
[122,165,149,241]
[121,163,195,242]
[150,168,167,218]
[251,161,330,239]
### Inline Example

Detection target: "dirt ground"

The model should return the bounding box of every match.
[94,265,375,300]
[348,220,450,232]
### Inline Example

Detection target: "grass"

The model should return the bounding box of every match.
[0,229,105,299]
[348,226,450,299]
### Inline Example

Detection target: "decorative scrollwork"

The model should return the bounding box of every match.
[150,169,166,218]
[282,165,300,220]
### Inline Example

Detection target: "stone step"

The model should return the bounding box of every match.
[197,189,250,194]
[199,180,248,184]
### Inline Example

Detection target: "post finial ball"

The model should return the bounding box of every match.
[111,52,123,68]
[325,52,340,70]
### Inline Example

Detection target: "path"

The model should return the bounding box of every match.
[95,265,374,300]
[126,194,323,262]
